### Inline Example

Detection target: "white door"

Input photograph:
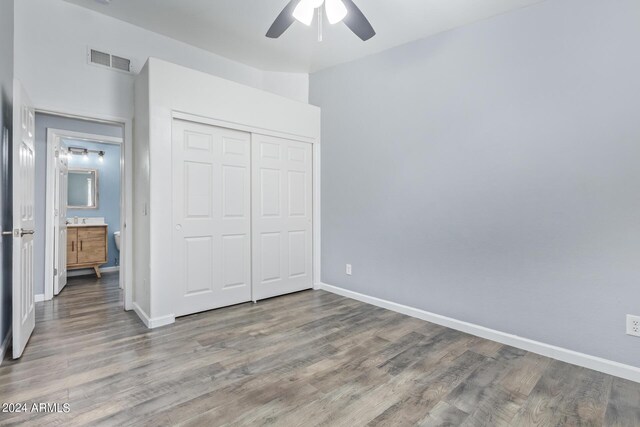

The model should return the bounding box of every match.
[172,120,251,317]
[12,81,36,359]
[252,134,313,300]
[54,142,68,295]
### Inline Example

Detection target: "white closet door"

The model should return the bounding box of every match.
[252,134,313,300]
[172,120,251,317]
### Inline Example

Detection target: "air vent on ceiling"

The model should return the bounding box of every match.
[88,47,135,74]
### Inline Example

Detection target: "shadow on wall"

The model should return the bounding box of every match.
[1,87,13,344]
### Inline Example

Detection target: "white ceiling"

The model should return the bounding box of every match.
[64,0,547,73]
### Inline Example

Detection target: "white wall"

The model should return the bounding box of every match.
[262,71,309,104]
[132,64,150,316]
[136,58,320,323]
[13,0,309,121]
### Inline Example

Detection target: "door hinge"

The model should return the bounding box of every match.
[54,268,58,276]
[55,150,60,158]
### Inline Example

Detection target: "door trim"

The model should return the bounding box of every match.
[172,111,323,294]
[38,107,133,311]
[172,111,316,145]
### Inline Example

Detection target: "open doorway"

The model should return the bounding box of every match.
[49,132,123,294]
[34,113,126,309]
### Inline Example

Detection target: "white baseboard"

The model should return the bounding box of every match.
[0,327,11,366]
[68,266,120,277]
[132,302,175,329]
[35,294,45,303]
[319,283,640,384]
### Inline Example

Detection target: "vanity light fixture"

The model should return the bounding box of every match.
[67,146,107,161]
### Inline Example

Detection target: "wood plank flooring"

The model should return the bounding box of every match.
[1,273,638,426]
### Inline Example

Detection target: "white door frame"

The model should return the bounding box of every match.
[171,111,322,291]
[37,108,133,311]
[44,128,124,300]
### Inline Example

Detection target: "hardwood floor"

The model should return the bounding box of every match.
[1,273,638,426]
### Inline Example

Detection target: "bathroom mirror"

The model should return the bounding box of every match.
[68,169,99,209]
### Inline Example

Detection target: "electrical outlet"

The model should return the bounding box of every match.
[346,264,352,275]
[627,315,640,337]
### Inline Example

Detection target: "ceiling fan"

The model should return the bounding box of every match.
[266,0,376,41]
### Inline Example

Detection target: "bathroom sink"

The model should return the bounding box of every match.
[66,217,107,227]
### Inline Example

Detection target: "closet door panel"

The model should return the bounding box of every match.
[172,120,251,317]
[252,134,312,300]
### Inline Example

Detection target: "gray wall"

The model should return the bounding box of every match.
[0,0,14,347]
[34,114,122,295]
[310,0,640,367]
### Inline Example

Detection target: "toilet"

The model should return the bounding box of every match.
[114,231,121,251]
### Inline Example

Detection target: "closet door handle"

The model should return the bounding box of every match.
[72,241,74,252]
[80,240,83,251]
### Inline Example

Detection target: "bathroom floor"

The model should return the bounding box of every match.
[39,272,122,322]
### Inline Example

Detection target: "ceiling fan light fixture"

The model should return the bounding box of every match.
[293,0,317,26]
[325,0,348,24]
[267,0,374,41]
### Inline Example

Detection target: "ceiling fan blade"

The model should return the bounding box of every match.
[341,0,376,41]
[266,0,301,38]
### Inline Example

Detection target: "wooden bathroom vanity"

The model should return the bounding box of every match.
[67,224,108,278]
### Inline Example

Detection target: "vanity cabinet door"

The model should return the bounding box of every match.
[77,227,107,265]
[67,228,78,266]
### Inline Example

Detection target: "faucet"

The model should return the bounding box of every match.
[82,218,87,224]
